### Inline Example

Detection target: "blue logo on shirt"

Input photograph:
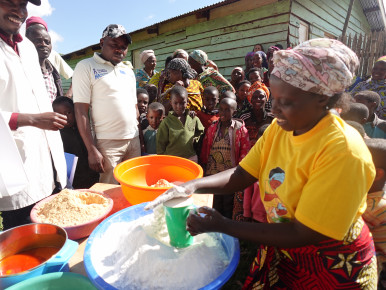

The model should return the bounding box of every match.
[93,68,108,80]
[120,70,126,75]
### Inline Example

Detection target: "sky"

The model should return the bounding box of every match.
[26,0,221,55]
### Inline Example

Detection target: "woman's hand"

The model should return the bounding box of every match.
[186,206,226,236]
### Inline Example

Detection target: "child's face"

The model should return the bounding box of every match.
[203,92,219,111]
[137,93,149,114]
[231,68,244,83]
[371,61,386,81]
[53,103,75,128]
[249,71,261,84]
[245,55,253,68]
[354,95,376,115]
[170,94,187,116]
[253,54,262,68]
[251,90,267,110]
[219,102,235,123]
[146,109,164,129]
[237,83,251,102]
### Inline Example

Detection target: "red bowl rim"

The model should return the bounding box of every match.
[30,189,114,229]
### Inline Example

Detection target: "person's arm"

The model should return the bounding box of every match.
[74,103,104,173]
[187,207,329,248]
[65,83,73,98]
[16,112,67,130]
[156,119,168,155]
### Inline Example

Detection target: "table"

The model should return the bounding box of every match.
[68,183,213,276]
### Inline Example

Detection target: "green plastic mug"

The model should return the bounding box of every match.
[163,197,194,248]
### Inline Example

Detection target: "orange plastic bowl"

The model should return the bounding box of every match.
[114,155,203,205]
[30,190,113,240]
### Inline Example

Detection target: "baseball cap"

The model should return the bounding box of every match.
[102,24,132,44]
[29,0,41,5]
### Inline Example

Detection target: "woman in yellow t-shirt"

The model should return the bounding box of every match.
[146,39,377,288]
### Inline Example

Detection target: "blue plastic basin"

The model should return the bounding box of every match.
[84,203,240,290]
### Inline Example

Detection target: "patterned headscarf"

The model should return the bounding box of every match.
[271,38,359,97]
[140,50,155,64]
[247,81,270,103]
[245,52,255,61]
[167,58,197,80]
[190,50,208,65]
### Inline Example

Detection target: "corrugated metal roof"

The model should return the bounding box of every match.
[358,0,386,30]
[129,0,239,34]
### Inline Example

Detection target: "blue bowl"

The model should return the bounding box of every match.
[84,203,240,290]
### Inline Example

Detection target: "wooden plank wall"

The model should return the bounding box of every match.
[289,0,371,47]
[61,0,292,93]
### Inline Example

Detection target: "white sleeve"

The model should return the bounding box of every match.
[72,60,92,104]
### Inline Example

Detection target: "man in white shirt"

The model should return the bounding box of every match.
[73,24,140,184]
[0,0,67,230]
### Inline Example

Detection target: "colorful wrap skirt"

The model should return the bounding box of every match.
[243,218,377,289]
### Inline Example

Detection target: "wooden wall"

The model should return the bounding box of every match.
[62,0,291,92]
[289,0,371,47]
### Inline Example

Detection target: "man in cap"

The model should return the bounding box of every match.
[0,0,67,230]
[73,24,140,184]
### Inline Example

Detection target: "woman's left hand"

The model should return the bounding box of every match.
[186,206,226,236]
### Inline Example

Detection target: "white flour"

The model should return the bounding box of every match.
[91,207,230,289]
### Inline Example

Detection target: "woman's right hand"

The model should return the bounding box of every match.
[144,182,195,210]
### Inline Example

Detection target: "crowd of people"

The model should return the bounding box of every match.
[0,0,385,288]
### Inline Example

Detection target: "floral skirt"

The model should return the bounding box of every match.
[243,218,377,289]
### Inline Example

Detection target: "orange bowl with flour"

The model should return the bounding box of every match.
[30,189,113,240]
[114,155,203,205]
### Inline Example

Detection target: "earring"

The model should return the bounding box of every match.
[326,105,329,110]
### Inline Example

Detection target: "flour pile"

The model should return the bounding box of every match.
[91,207,230,289]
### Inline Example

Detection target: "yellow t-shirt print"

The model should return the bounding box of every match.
[264,167,290,223]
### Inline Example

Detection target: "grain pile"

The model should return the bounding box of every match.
[35,189,111,227]
[150,179,173,187]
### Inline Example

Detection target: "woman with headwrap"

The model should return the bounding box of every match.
[188,49,235,95]
[160,58,204,112]
[148,38,377,288]
[351,56,386,120]
[135,50,158,88]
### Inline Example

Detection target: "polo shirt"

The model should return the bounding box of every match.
[72,53,138,140]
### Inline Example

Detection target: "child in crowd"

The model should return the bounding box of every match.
[196,86,220,132]
[234,80,252,120]
[52,97,99,188]
[137,88,150,130]
[243,123,270,223]
[246,68,262,85]
[355,90,386,138]
[363,138,386,286]
[219,90,237,103]
[144,84,158,104]
[340,102,369,124]
[156,86,204,162]
[200,98,250,218]
[143,102,165,154]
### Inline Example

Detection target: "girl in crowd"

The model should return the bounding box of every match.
[147,38,377,288]
[160,58,203,113]
[234,80,252,120]
[156,86,204,163]
[351,56,386,120]
[244,52,254,74]
[149,56,173,100]
[188,49,235,95]
[246,68,262,85]
[200,98,249,219]
[253,43,264,53]
[229,67,245,90]
[136,50,158,88]
[252,51,268,75]
[172,48,189,61]
[263,45,280,87]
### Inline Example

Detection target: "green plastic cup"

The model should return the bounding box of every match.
[163,197,194,248]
